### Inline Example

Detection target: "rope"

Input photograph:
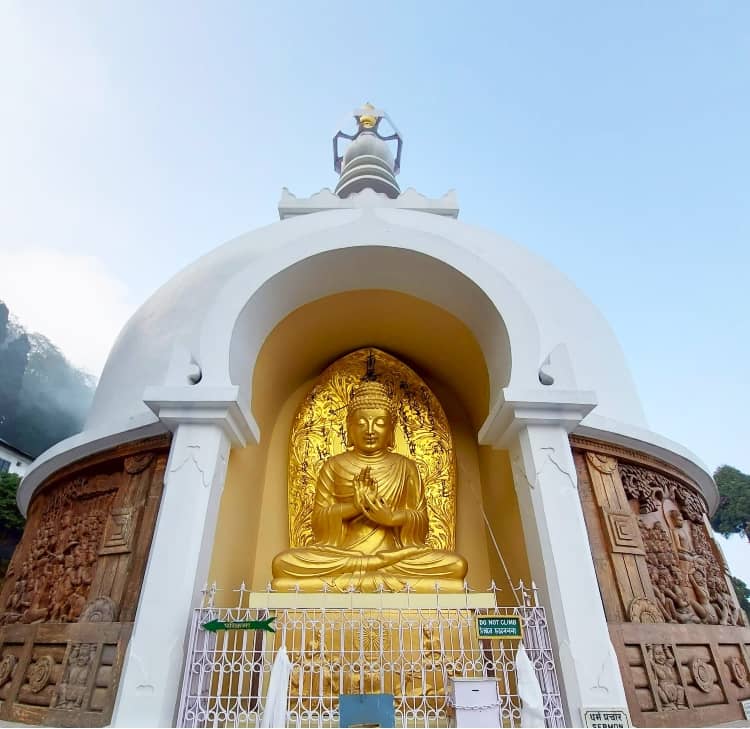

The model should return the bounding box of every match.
[463,472,521,605]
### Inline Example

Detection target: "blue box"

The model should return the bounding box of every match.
[339,693,395,728]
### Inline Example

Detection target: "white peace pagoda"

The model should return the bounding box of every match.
[10,104,746,729]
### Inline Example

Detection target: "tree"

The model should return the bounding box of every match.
[712,465,750,542]
[0,473,24,534]
[732,576,750,615]
[0,472,24,582]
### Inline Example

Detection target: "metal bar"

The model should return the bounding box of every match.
[176,586,566,728]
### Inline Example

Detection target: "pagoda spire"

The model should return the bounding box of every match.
[332,103,403,199]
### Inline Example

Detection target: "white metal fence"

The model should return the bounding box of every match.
[177,584,565,728]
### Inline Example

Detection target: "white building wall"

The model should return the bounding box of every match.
[0,443,31,477]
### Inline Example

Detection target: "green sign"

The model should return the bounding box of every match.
[202,616,276,633]
[476,615,523,640]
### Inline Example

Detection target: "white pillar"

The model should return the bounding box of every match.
[111,386,258,728]
[480,388,628,725]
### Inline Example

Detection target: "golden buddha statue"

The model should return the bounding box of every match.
[272,381,467,592]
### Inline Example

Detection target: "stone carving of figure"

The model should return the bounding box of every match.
[660,568,700,624]
[413,626,449,698]
[669,509,693,559]
[649,644,686,710]
[72,547,93,592]
[689,567,720,625]
[3,569,31,623]
[57,510,78,555]
[711,582,741,626]
[55,643,94,709]
[272,381,467,592]
[65,587,87,622]
[290,631,341,703]
[49,554,75,622]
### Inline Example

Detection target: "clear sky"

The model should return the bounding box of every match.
[1,3,748,576]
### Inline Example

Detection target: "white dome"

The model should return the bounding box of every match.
[87,209,643,429]
[19,206,717,511]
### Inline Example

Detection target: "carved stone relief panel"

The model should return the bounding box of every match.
[0,435,169,727]
[0,610,131,726]
[620,462,743,630]
[639,519,700,625]
[644,643,688,711]
[575,442,746,630]
[572,437,750,727]
[53,642,97,710]
[1,476,116,625]
[641,642,724,710]
[612,623,750,727]
[677,645,724,707]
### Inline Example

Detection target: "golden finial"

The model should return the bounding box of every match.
[358,102,378,129]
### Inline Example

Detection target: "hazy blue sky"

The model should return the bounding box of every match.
[1,3,748,575]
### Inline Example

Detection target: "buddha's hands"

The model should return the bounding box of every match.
[353,467,405,527]
[353,467,378,514]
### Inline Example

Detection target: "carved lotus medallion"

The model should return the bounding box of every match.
[690,656,715,693]
[629,597,664,623]
[0,654,17,687]
[26,655,54,693]
[80,596,117,623]
[726,655,749,688]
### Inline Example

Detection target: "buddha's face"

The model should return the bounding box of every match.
[348,407,392,455]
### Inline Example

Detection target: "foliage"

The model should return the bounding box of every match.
[0,300,95,457]
[711,465,750,541]
[731,576,750,616]
[0,473,25,534]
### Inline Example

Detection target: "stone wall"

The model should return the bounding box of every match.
[572,436,750,727]
[0,434,169,726]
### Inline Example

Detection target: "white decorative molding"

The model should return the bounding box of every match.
[143,384,259,447]
[278,186,459,219]
[479,387,598,449]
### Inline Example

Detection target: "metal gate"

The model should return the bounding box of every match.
[177,584,564,728]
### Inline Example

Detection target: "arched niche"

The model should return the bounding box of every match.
[207,290,531,599]
[196,237,542,441]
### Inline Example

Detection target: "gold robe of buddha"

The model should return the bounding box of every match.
[272,381,467,592]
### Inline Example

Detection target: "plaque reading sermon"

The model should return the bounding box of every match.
[272,348,468,592]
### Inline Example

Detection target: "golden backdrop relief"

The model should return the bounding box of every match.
[287,348,456,551]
